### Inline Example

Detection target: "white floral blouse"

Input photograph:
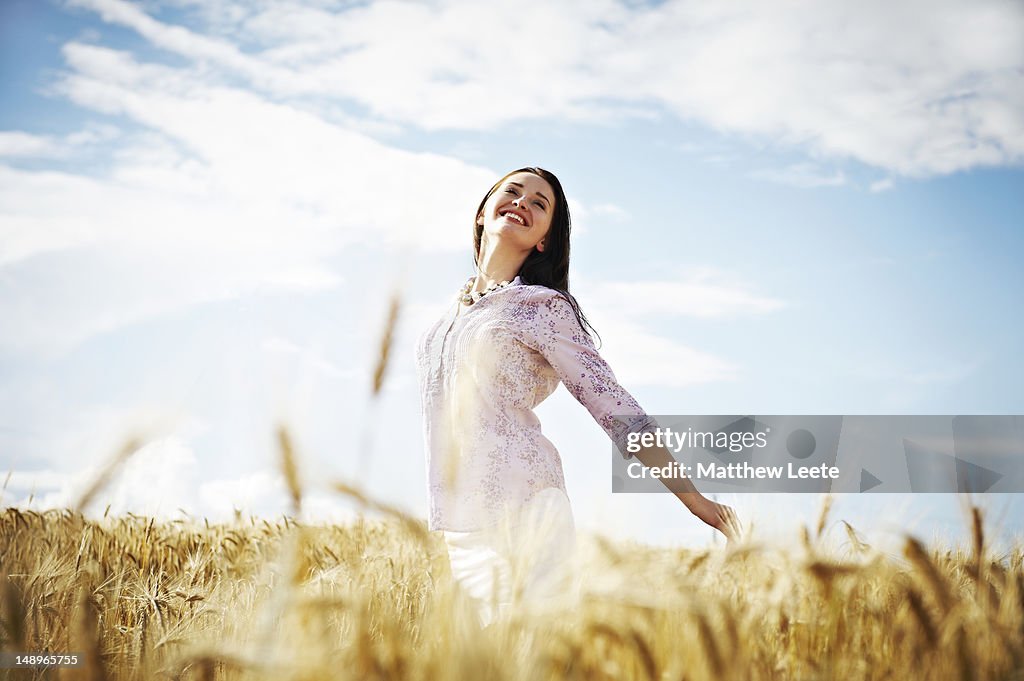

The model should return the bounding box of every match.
[416,276,657,532]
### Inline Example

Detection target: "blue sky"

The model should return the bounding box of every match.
[1,0,1022,552]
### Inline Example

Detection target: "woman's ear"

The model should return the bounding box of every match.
[536,239,545,252]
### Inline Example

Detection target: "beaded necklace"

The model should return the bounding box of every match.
[460,277,512,305]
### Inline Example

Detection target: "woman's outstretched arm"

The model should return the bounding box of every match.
[514,287,742,542]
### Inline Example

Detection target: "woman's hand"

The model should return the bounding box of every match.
[631,442,743,542]
[687,496,742,542]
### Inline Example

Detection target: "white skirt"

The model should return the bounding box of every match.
[443,487,578,626]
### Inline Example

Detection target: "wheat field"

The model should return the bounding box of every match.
[1,497,1022,681]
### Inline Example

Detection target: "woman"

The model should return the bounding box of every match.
[416,167,740,625]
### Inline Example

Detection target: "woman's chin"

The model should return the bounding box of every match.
[485,226,531,245]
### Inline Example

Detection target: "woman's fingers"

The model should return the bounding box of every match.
[718,504,742,543]
[689,497,742,542]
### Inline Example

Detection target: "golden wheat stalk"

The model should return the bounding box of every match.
[371,293,402,397]
[73,585,108,681]
[358,290,403,483]
[74,437,144,513]
[971,505,985,579]
[0,469,11,506]
[841,520,870,554]
[277,425,303,516]
[905,587,937,648]
[694,610,724,677]
[0,570,26,650]
[815,494,833,541]
[332,480,431,546]
[903,536,953,613]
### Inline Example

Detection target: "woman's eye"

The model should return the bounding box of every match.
[504,187,517,194]
[534,201,545,209]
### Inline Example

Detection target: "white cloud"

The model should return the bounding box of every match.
[0,125,120,159]
[197,471,373,523]
[5,1,1011,360]
[302,491,362,525]
[4,469,68,493]
[594,316,740,387]
[0,38,503,355]
[8,435,199,517]
[540,270,785,387]
[198,470,288,520]
[7,456,351,523]
[589,271,787,320]
[750,163,847,189]
[53,41,493,247]
[261,336,356,380]
[69,0,1024,176]
[12,402,192,473]
[0,132,65,158]
[870,178,895,193]
[101,437,201,515]
[4,427,365,522]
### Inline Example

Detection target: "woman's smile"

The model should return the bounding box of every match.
[499,208,528,226]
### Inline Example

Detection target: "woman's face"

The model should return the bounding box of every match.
[477,171,555,254]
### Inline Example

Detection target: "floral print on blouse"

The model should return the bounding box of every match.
[416,276,658,532]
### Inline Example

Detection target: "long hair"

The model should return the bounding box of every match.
[473,167,600,344]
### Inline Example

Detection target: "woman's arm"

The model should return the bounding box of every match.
[514,288,741,541]
[629,439,742,541]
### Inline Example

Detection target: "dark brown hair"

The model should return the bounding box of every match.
[473,167,599,343]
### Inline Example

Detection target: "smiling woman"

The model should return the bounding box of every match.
[415,167,740,626]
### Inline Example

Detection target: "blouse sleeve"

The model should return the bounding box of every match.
[514,287,659,459]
